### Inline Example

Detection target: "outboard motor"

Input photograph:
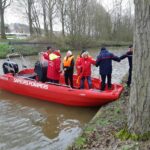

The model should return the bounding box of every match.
[3,60,19,74]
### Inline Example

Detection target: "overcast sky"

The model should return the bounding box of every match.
[5,0,134,31]
[5,0,111,24]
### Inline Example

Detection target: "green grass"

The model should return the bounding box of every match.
[0,38,132,59]
[0,44,10,58]
[11,45,43,56]
[0,44,45,58]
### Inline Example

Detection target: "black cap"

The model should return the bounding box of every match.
[47,46,51,50]
[80,49,86,55]
[129,44,133,48]
[101,47,106,51]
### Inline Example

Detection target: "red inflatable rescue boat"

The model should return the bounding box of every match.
[0,67,123,107]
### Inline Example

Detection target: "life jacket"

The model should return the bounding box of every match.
[49,53,60,61]
[63,55,74,67]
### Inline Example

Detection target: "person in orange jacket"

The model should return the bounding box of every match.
[63,50,74,88]
[78,51,96,89]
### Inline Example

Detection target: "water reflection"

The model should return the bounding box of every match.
[0,48,128,149]
[0,90,98,150]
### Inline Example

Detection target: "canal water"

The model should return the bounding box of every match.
[0,48,128,150]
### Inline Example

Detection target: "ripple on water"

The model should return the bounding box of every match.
[0,48,129,149]
[0,100,83,150]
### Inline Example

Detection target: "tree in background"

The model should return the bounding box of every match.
[15,0,34,36]
[46,0,57,37]
[6,0,134,48]
[56,0,67,36]
[128,0,150,135]
[41,0,48,36]
[0,0,12,39]
[31,0,41,34]
[16,0,42,36]
[107,0,134,41]
[65,0,111,49]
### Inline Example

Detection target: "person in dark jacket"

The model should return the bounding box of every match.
[96,47,120,91]
[63,50,74,88]
[120,44,133,87]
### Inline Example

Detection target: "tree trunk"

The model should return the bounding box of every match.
[42,0,48,36]
[128,0,150,134]
[0,1,6,39]
[28,0,33,36]
[61,11,65,36]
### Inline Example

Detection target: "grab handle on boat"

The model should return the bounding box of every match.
[18,76,36,81]
[46,82,71,88]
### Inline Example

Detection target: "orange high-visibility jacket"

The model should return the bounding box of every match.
[63,56,74,67]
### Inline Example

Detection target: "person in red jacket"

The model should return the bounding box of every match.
[75,50,86,76]
[75,50,86,86]
[78,51,96,89]
[43,50,61,83]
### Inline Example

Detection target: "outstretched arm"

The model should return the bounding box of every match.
[112,55,120,62]
[90,58,96,65]
[95,56,100,67]
[120,53,127,60]
[43,52,49,60]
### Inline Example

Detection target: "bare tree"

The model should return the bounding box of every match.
[46,0,57,36]
[56,0,67,36]
[65,0,111,48]
[16,0,42,36]
[109,0,134,41]
[16,0,34,35]
[32,0,41,34]
[27,0,34,35]
[41,0,48,36]
[128,0,150,134]
[0,0,12,39]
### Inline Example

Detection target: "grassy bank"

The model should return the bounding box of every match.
[0,44,10,58]
[69,77,150,150]
[0,39,132,59]
[0,44,46,59]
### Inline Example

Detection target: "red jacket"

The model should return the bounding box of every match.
[43,53,61,80]
[75,56,82,76]
[78,57,96,77]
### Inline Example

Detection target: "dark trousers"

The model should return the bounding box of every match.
[80,76,92,89]
[64,71,73,88]
[127,67,132,87]
[100,74,111,91]
[48,79,59,84]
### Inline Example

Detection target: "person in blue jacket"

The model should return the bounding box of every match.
[120,44,133,87]
[96,47,120,91]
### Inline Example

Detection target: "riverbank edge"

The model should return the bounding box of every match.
[0,40,131,59]
[68,76,150,150]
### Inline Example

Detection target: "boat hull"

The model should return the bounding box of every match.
[0,70,123,107]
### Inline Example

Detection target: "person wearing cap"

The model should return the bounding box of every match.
[35,46,52,82]
[78,51,96,89]
[120,44,133,87]
[41,46,52,65]
[63,50,74,88]
[42,46,52,57]
[46,46,52,54]
[96,47,120,91]
[43,49,61,83]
